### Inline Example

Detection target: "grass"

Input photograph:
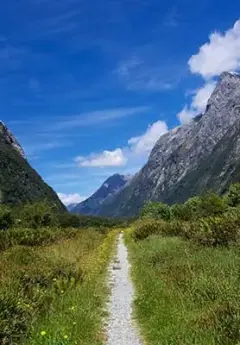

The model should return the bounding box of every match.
[126,232,240,345]
[0,227,118,345]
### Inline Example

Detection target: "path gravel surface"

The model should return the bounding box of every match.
[106,233,142,345]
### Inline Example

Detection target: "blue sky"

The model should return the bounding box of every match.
[1,0,240,205]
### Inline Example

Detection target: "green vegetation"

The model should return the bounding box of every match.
[0,142,65,210]
[0,201,119,345]
[127,183,240,344]
[127,236,240,345]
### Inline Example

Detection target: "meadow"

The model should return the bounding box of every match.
[0,203,119,345]
[126,185,240,345]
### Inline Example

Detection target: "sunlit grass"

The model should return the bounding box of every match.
[0,228,118,345]
[127,233,240,345]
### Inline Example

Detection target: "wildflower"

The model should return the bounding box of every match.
[40,331,47,336]
[63,335,69,339]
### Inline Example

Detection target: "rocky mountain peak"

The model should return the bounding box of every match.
[72,173,131,215]
[96,71,240,217]
[0,121,25,158]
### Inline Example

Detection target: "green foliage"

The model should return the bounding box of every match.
[227,183,240,207]
[190,212,240,246]
[0,227,78,251]
[0,205,14,229]
[136,184,240,247]
[196,192,228,217]
[0,143,65,211]
[140,201,171,220]
[133,220,165,240]
[183,193,228,220]
[17,201,58,228]
[57,212,125,229]
[170,203,192,221]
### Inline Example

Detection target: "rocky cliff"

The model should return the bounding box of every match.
[98,72,240,217]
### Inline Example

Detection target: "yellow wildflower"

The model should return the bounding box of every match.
[40,331,47,336]
[63,335,69,339]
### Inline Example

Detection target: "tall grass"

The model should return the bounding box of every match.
[0,228,118,345]
[127,233,240,345]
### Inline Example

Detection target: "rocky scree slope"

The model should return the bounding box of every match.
[0,121,65,210]
[98,72,240,217]
[72,174,131,215]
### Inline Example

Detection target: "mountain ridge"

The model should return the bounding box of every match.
[72,173,132,215]
[97,72,240,217]
[0,122,66,211]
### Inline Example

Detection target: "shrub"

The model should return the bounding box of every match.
[0,205,14,230]
[133,220,165,240]
[190,212,240,246]
[17,201,57,228]
[171,203,192,221]
[227,183,240,207]
[140,201,171,221]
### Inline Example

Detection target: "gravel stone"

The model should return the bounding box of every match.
[106,234,142,345]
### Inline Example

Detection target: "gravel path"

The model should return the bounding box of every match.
[106,233,142,345]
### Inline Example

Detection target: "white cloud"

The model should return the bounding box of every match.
[128,120,168,154]
[76,148,127,167]
[189,20,240,79]
[115,56,180,92]
[177,20,240,124]
[177,81,216,124]
[57,193,86,206]
[76,120,168,168]
[52,106,149,131]
[177,106,196,125]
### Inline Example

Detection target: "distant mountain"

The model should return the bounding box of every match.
[97,72,240,217]
[72,174,132,215]
[0,121,65,211]
[67,203,79,212]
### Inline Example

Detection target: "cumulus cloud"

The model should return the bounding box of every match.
[128,120,168,154]
[57,193,85,206]
[189,20,240,79]
[76,148,127,167]
[76,120,168,168]
[177,81,216,124]
[177,20,240,124]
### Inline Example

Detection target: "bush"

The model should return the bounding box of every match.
[171,203,192,221]
[190,212,240,246]
[140,201,171,221]
[17,201,57,228]
[133,220,165,240]
[227,183,240,207]
[0,227,78,251]
[0,205,14,230]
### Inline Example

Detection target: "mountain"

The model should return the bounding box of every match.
[67,203,79,212]
[0,121,65,211]
[72,174,132,215]
[98,72,240,217]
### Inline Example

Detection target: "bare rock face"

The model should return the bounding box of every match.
[98,72,240,217]
[0,121,25,158]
